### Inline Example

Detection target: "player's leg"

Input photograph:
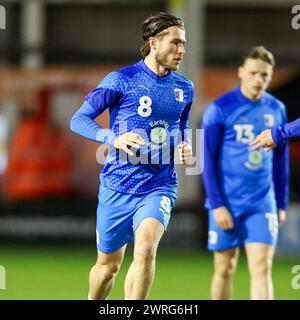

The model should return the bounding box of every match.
[211,248,239,300]
[124,217,164,300]
[243,212,278,300]
[125,192,175,299]
[88,245,127,300]
[91,185,136,300]
[245,243,275,300]
[207,210,241,300]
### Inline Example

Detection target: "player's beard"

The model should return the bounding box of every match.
[155,52,178,71]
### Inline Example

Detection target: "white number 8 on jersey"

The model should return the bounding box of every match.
[138,96,152,117]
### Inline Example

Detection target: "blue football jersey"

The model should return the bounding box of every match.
[202,87,289,216]
[85,60,194,194]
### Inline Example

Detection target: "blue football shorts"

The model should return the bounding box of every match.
[96,185,177,253]
[207,210,279,251]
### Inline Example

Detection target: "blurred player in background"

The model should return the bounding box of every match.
[70,12,194,300]
[202,46,289,300]
[250,118,300,151]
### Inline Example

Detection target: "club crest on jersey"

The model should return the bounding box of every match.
[264,114,275,127]
[174,88,184,102]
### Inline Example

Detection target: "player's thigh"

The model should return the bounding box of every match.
[243,212,279,247]
[245,243,275,273]
[213,248,239,273]
[97,186,136,253]
[134,217,164,247]
[133,191,176,238]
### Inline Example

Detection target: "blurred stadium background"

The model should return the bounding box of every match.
[0,0,300,300]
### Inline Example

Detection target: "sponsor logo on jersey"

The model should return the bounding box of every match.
[148,120,170,149]
[245,150,263,170]
[150,127,167,144]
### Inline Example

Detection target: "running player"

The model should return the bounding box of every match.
[70,12,194,300]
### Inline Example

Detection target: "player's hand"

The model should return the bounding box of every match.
[213,207,234,230]
[178,142,193,164]
[249,129,277,152]
[278,209,287,228]
[114,132,145,156]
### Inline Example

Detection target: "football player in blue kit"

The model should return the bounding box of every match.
[250,118,300,151]
[202,46,289,300]
[70,12,194,300]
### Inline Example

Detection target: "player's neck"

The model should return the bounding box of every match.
[144,56,169,77]
[240,85,262,101]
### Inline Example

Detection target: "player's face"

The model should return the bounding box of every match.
[238,58,273,100]
[155,26,186,71]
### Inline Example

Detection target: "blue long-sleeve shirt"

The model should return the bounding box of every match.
[202,87,289,216]
[272,118,300,144]
[70,59,194,195]
[70,100,117,146]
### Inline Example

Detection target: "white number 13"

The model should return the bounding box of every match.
[233,124,254,143]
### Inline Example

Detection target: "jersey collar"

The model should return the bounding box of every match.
[236,86,266,106]
[138,59,172,81]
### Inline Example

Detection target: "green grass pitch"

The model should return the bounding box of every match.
[0,244,299,300]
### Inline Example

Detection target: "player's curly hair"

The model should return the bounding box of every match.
[140,12,184,58]
[241,46,275,67]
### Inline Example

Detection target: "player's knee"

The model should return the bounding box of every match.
[249,259,272,278]
[215,259,237,279]
[96,261,121,281]
[134,241,156,266]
